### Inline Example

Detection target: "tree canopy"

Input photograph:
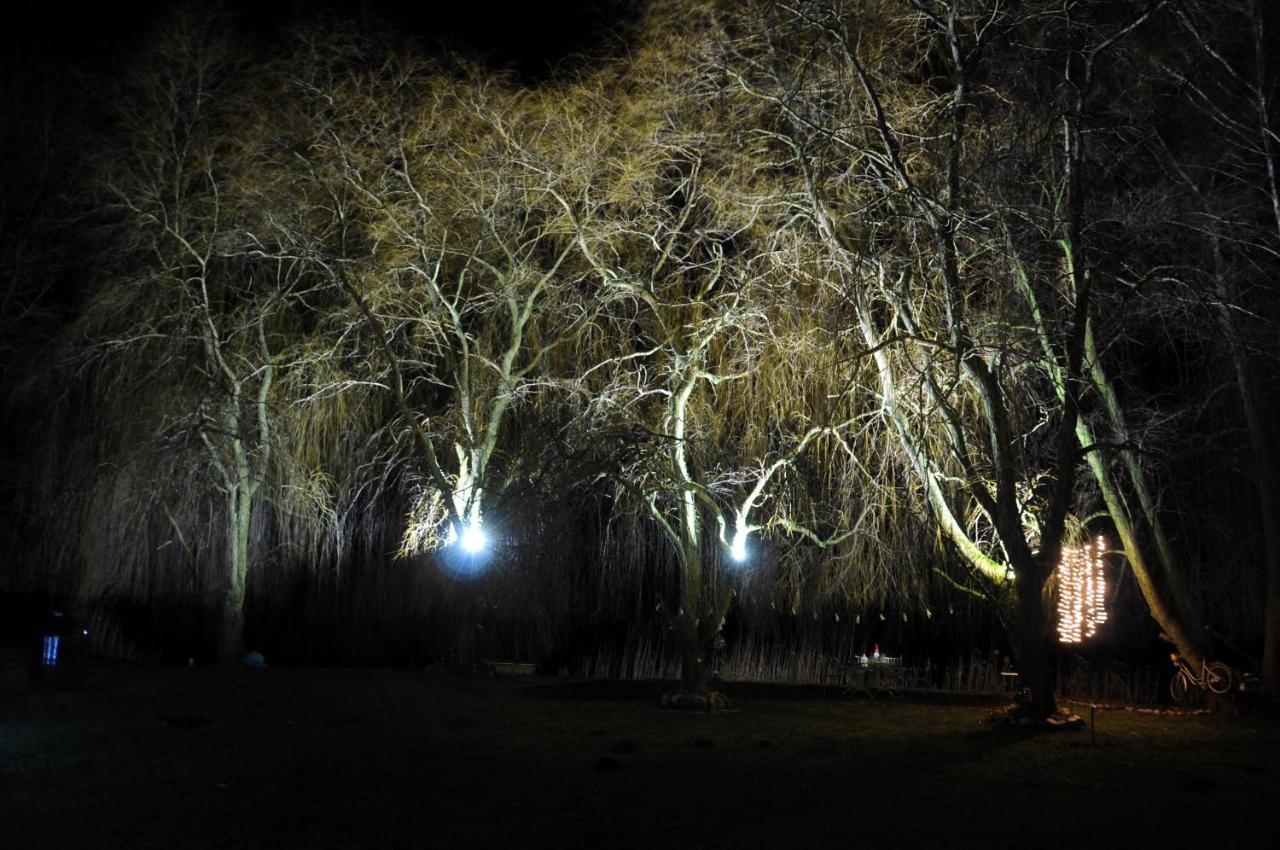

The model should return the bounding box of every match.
[2,0,1278,702]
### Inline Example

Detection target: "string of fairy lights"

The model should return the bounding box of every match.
[1057,536,1108,644]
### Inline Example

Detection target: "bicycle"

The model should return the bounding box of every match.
[1168,653,1233,701]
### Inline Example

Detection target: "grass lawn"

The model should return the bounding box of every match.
[1,663,1276,849]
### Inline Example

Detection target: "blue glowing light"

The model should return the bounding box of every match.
[42,635,60,666]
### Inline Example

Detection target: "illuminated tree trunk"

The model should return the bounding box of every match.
[667,377,731,697]
[1076,332,1210,675]
[217,483,255,660]
[673,545,736,694]
[676,597,709,694]
[852,291,1062,718]
[203,328,272,662]
[677,541,706,692]
[1018,251,1211,675]
[1078,425,1207,671]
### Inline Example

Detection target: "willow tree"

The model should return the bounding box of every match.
[575,219,862,696]
[31,11,350,660]
[527,27,886,698]
[722,0,1244,715]
[275,54,612,633]
[1004,0,1279,689]
[70,13,290,659]
[716,0,1133,716]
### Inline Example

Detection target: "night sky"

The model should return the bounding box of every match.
[0,0,637,360]
[3,0,630,76]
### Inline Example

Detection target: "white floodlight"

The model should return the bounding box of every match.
[459,524,487,554]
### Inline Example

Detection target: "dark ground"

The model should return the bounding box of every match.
[1,662,1277,849]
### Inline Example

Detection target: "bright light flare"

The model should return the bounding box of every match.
[729,530,748,563]
[459,524,487,554]
[445,522,488,554]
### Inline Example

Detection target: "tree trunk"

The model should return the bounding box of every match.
[1238,377,1280,694]
[1080,425,1210,672]
[450,589,483,667]
[1017,246,1211,690]
[679,640,708,693]
[216,487,253,661]
[675,542,709,692]
[217,595,244,662]
[1205,226,1280,692]
[1009,568,1057,719]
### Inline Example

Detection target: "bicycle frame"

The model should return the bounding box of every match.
[1171,654,1203,688]
[1169,653,1233,698]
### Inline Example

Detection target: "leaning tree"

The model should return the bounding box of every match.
[713,0,1184,715]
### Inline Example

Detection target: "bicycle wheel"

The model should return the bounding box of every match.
[1170,670,1189,702]
[1205,661,1233,695]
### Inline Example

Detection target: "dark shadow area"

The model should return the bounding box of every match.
[1,664,1275,849]
[525,678,1012,706]
[3,0,641,80]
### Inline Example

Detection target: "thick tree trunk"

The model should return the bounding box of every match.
[675,543,708,692]
[216,488,253,661]
[1010,635,1056,718]
[1009,567,1056,719]
[679,640,708,693]
[1081,433,1209,673]
[450,589,483,667]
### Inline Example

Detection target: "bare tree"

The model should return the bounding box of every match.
[545,37,879,697]
[1154,0,1280,693]
[270,51,620,657]
[714,0,1188,715]
[59,11,333,658]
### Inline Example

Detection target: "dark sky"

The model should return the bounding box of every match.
[4,0,634,77]
[0,0,637,382]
